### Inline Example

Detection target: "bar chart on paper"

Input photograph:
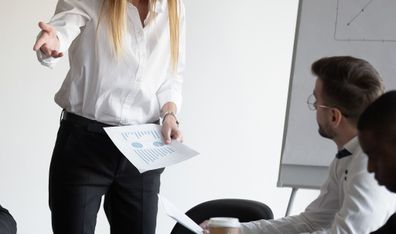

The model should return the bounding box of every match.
[104,124,199,173]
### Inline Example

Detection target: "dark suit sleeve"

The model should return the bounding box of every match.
[0,205,17,234]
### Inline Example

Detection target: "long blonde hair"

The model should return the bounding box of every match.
[100,0,180,70]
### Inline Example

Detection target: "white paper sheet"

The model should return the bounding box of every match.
[104,124,199,173]
[159,194,204,234]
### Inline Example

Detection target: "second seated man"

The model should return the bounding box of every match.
[237,56,396,234]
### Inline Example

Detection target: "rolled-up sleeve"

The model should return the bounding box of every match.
[156,0,186,112]
[240,153,396,234]
[240,215,320,234]
[37,0,92,67]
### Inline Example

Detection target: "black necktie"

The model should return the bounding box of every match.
[336,148,352,159]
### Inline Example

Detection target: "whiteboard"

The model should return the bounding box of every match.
[278,0,396,189]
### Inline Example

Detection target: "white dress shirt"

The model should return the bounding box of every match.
[241,137,396,234]
[37,0,185,125]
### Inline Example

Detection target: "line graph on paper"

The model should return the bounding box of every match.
[334,0,396,42]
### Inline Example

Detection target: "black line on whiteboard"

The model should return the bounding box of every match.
[346,0,374,26]
[334,0,396,42]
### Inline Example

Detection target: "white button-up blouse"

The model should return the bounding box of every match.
[37,0,185,125]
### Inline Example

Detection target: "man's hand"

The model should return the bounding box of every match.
[33,22,63,58]
[200,220,210,234]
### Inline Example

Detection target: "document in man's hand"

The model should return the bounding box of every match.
[159,194,204,234]
[104,124,199,173]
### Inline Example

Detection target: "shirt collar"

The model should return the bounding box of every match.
[128,0,165,14]
[154,0,166,13]
[337,136,359,159]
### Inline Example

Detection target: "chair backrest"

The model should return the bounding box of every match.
[170,199,273,234]
[0,205,17,234]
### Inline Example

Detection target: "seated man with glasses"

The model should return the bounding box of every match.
[202,56,396,234]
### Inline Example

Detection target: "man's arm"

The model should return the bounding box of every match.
[240,215,321,234]
[240,160,341,234]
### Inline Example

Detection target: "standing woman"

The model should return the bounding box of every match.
[33,0,185,233]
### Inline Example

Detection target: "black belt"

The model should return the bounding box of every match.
[61,111,113,133]
[61,111,160,133]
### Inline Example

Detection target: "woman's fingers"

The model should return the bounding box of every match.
[34,22,54,51]
[161,124,183,144]
[162,126,172,144]
[51,50,64,58]
[171,129,183,142]
[33,32,48,51]
[33,21,61,57]
[38,21,53,33]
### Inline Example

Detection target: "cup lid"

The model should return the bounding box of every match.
[208,217,240,228]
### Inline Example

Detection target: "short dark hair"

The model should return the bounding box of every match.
[311,56,384,125]
[358,90,396,142]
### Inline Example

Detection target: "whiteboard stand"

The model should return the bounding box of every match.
[285,187,298,216]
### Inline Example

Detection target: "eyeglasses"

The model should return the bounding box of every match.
[306,94,332,111]
[306,94,349,117]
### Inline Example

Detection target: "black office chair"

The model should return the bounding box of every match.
[0,205,17,234]
[170,199,273,234]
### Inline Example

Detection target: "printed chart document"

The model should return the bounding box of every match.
[159,194,204,234]
[104,124,199,173]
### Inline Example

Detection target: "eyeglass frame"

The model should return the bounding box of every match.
[306,94,349,118]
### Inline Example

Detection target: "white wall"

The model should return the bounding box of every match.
[0,0,319,233]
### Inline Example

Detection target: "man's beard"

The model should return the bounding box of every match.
[318,123,335,139]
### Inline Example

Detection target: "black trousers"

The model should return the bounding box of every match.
[49,113,164,234]
[0,205,16,234]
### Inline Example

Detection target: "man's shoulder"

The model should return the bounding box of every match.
[348,146,368,173]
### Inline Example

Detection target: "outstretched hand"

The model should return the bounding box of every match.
[33,22,63,58]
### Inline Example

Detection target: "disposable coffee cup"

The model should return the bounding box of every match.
[207,217,240,234]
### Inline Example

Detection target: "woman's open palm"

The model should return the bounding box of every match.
[33,22,63,58]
